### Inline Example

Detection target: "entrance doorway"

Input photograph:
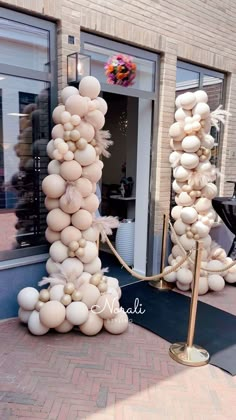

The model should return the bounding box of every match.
[81,32,158,275]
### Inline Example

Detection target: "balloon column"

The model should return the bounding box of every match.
[164,90,236,294]
[17,76,129,335]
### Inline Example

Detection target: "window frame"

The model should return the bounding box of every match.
[0,7,57,264]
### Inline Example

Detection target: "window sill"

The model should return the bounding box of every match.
[0,254,49,271]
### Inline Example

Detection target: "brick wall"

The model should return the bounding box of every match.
[1,0,236,234]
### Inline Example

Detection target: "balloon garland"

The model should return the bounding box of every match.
[164,90,236,294]
[17,76,129,336]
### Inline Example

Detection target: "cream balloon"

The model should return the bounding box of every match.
[49,240,68,263]
[80,311,103,335]
[42,174,66,198]
[171,205,183,220]
[28,310,49,335]
[79,76,101,99]
[47,208,70,232]
[61,226,82,246]
[182,135,201,153]
[39,301,66,328]
[61,86,79,104]
[179,92,196,110]
[104,310,129,335]
[66,302,89,325]
[17,287,39,311]
[80,283,100,309]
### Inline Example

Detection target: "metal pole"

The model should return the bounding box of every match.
[169,240,210,367]
[149,213,173,290]
[186,241,202,348]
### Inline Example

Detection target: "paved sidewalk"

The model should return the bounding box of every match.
[0,286,236,420]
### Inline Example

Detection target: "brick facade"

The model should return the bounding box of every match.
[1,0,236,235]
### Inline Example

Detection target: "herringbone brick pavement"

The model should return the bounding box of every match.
[0,286,236,420]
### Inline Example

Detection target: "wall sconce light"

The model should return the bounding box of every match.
[67,53,91,85]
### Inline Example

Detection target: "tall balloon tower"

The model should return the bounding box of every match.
[17,76,128,336]
[164,90,236,294]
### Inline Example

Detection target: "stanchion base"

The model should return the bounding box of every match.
[149,279,174,291]
[169,342,210,367]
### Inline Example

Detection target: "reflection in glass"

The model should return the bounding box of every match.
[0,17,49,71]
[0,76,50,254]
[203,75,224,167]
[176,67,200,93]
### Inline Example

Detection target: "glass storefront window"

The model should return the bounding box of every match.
[0,18,49,72]
[176,67,200,93]
[203,75,224,167]
[170,62,225,210]
[0,76,50,256]
[0,7,56,261]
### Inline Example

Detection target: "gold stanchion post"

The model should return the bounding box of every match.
[149,213,173,290]
[169,240,210,366]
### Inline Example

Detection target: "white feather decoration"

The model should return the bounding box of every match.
[210,105,231,131]
[92,216,119,242]
[95,130,113,157]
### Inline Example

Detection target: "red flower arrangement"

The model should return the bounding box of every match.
[104,54,136,87]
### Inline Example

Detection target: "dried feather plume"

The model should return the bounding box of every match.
[188,165,222,189]
[95,130,113,158]
[92,216,119,242]
[210,105,231,131]
[65,181,82,204]
[38,264,81,288]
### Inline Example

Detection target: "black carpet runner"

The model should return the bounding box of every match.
[120,281,236,375]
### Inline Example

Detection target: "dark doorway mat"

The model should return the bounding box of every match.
[120,281,236,375]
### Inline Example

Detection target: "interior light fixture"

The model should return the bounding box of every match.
[7,113,29,117]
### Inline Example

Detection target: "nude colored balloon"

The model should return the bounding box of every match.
[72,209,93,230]
[79,76,101,99]
[85,110,105,130]
[60,160,82,181]
[39,301,66,328]
[51,124,64,139]
[59,194,82,214]
[104,310,129,334]
[44,197,59,210]
[48,159,61,175]
[65,95,89,117]
[74,144,96,167]
[83,257,102,274]
[47,208,71,232]
[80,311,103,335]
[75,177,93,198]
[45,227,61,243]
[78,241,98,264]
[49,240,68,263]
[61,226,82,246]
[42,174,66,198]
[82,193,99,212]
[61,258,83,278]
[75,121,95,142]
[80,283,100,309]
[52,105,65,124]
[61,86,79,104]
[66,302,89,325]
[82,162,102,183]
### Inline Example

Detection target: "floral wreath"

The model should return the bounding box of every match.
[104,54,136,87]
